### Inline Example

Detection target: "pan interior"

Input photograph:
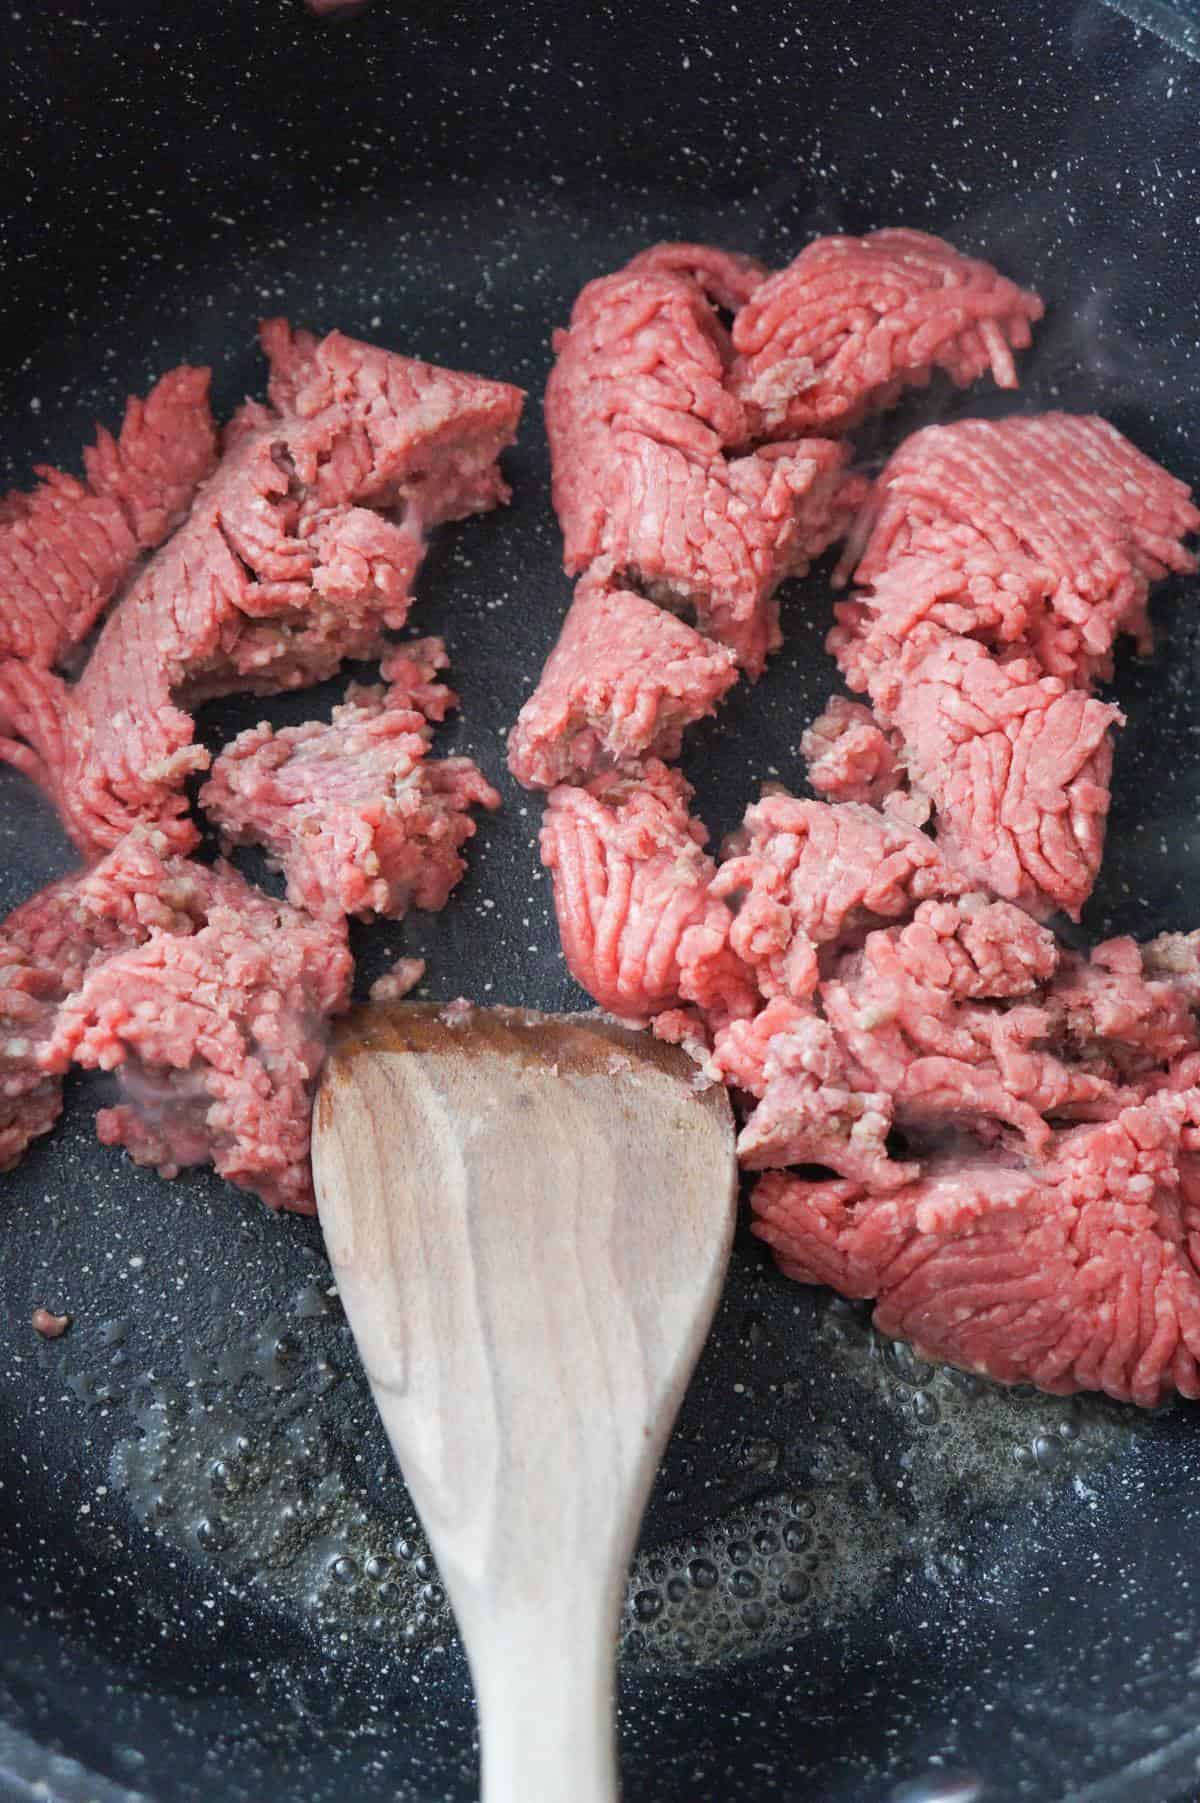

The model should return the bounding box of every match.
[2,3,1200,1799]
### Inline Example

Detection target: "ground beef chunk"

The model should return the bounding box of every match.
[0,830,256,1168]
[544,246,863,676]
[0,323,523,856]
[0,367,217,668]
[0,956,67,1170]
[751,1091,1200,1407]
[887,638,1119,919]
[729,230,1042,440]
[546,250,754,573]
[46,866,351,1213]
[822,416,1196,918]
[836,415,1200,689]
[710,789,967,1001]
[201,638,500,921]
[801,695,903,806]
[601,433,863,676]
[507,574,738,789]
[1049,935,1200,1076]
[261,319,522,529]
[820,898,1117,1153]
[710,996,913,1190]
[539,760,755,1023]
[1142,930,1200,1005]
[369,956,426,1003]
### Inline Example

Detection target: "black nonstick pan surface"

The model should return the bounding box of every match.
[4,3,1200,1799]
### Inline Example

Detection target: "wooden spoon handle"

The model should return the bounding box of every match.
[313,1007,737,1803]
[464,1595,619,1803]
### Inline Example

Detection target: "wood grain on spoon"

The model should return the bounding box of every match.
[312,1002,737,1803]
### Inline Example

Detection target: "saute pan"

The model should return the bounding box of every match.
[3,3,1200,1797]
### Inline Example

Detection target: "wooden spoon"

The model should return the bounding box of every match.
[311,1001,737,1803]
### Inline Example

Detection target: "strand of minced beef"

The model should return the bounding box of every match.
[0,366,217,669]
[0,320,523,857]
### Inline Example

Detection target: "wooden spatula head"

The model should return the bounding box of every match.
[312,1002,736,1803]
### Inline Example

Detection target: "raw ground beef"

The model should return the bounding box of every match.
[44,850,351,1212]
[0,367,216,668]
[599,433,863,677]
[0,321,518,1200]
[819,414,1198,917]
[751,1090,1200,1409]
[888,638,1119,920]
[800,696,902,807]
[729,229,1043,441]
[544,245,864,676]
[834,414,1200,690]
[507,573,738,789]
[1,830,279,1171]
[540,760,755,1023]
[0,321,522,855]
[709,995,915,1192]
[369,955,426,1002]
[201,637,500,921]
[525,231,1200,1406]
[710,788,967,998]
[541,761,1200,1401]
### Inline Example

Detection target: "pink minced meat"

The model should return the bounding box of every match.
[887,638,1119,920]
[544,244,863,676]
[598,433,863,676]
[0,322,523,856]
[1049,935,1200,1077]
[201,638,500,921]
[507,573,738,790]
[822,414,1196,919]
[801,696,903,807]
[710,995,913,1192]
[539,760,755,1024]
[729,229,1043,441]
[820,898,1117,1154]
[710,788,967,1001]
[0,367,217,668]
[751,1090,1200,1408]
[835,414,1200,690]
[0,829,273,1169]
[45,857,351,1212]
[369,956,426,1003]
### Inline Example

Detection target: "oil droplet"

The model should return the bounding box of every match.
[783,1520,811,1553]
[1033,1433,1063,1471]
[633,1590,662,1622]
[196,1516,232,1552]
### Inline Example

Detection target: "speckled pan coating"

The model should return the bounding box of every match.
[3,3,1200,1803]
